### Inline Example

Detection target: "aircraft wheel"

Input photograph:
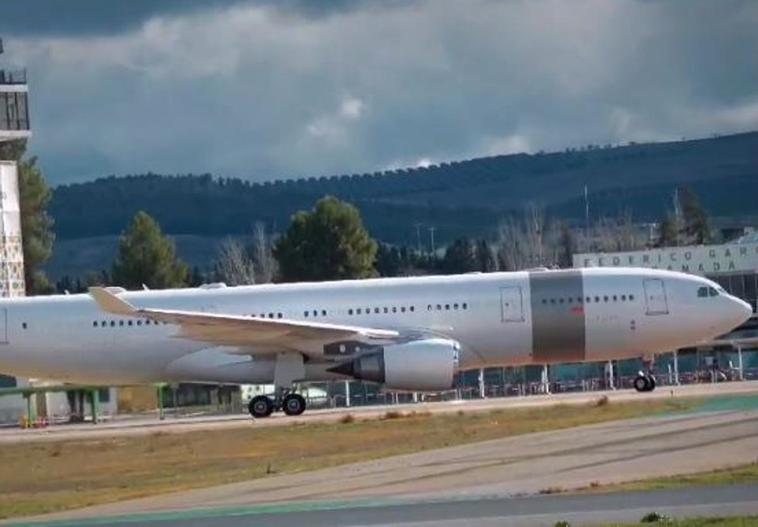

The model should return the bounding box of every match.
[282,393,306,416]
[249,395,274,418]
[646,374,657,392]
[633,375,650,393]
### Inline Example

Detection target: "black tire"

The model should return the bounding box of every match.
[282,393,306,416]
[646,374,657,392]
[249,395,274,418]
[633,375,649,393]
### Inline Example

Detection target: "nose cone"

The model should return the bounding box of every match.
[729,297,753,328]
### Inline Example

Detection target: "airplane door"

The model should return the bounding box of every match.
[0,308,7,344]
[500,286,525,322]
[643,279,669,315]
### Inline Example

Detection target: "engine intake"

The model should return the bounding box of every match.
[328,338,460,391]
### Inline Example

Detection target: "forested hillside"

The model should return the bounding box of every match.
[51,131,758,244]
[46,131,758,278]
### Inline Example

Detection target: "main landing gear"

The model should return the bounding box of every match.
[248,391,306,418]
[248,352,308,419]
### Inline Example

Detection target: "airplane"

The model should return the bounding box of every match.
[0,267,751,418]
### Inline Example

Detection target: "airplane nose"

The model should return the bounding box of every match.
[731,297,753,327]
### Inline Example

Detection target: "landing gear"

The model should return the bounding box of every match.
[247,391,307,418]
[248,395,274,418]
[282,393,306,416]
[634,354,657,393]
[633,372,657,392]
[248,352,308,419]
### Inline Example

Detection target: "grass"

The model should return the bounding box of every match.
[591,515,758,526]
[580,461,758,494]
[0,397,691,519]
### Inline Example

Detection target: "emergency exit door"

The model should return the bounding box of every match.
[500,286,525,322]
[643,278,669,315]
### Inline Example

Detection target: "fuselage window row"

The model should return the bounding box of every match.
[540,294,635,305]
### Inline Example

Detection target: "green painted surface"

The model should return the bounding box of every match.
[3,498,405,526]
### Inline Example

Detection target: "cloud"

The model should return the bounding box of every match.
[4,0,757,185]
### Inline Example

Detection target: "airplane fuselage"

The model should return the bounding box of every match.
[0,267,751,387]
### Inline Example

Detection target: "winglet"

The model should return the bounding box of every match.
[89,287,137,316]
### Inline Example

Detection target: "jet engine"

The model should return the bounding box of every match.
[328,338,460,391]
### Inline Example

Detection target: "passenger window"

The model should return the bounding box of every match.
[427,305,432,311]
[278,313,283,319]
[357,308,362,315]
[401,306,406,313]
[128,320,133,326]
[621,295,626,301]
[445,304,450,310]
[410,306,414,312]
[586,297,591,303]
[437,304,442,311]
[559,298,564,304]
[348,309,353,315]
[550,298,556,304]
[304,311,309,317]
[137,320,142,326]
[629,294,635,301]
[612,295,617,302]
[454,303,459,309]
[322,310,327,316]
[392,307,397,313]
[463,303,468,310]
[595,296,600,303]
[92,321,98,327]
[384,307,388,314]
[603,296,609,302]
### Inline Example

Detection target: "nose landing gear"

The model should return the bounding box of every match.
[633,373,656,392]
[634,354,657,392]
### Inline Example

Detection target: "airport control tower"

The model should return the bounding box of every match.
[0,37,30,298]
[0,37,31,424]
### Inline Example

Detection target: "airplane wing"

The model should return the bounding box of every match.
[89,287,399,355]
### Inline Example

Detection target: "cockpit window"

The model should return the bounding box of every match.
[709,287,718,297]
[697,287,709,298]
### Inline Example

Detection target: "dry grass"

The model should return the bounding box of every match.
[0,397,691,519]
[580,461,758,494]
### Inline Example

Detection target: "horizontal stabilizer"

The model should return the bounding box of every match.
[89,287,137,316]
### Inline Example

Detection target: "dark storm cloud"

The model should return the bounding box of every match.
[3,0,757,185]
[0,0,249,36]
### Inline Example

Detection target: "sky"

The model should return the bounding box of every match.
[1,0,757,186]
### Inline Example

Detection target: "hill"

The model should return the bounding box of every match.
[46,131,758,278]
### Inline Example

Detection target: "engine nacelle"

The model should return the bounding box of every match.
[328,338,460,391]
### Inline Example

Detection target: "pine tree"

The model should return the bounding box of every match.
[18,156,55,294]
[274,196,377,282]
[111,211,188,289]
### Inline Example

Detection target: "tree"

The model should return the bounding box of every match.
[274,196,377,282]
[656,214,679,247]
[214,238,256,286]
[678,186,710,244]
[442,237,478,274]
[18,156,55,294]
[111,211,188,289]
[251,222,276,284]
[557,222,575,268]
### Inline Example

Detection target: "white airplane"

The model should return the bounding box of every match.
[0,268,750,417]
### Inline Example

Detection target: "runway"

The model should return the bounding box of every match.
[3,380,758,444]
[6,484,758,527]
[12,392,758,526]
